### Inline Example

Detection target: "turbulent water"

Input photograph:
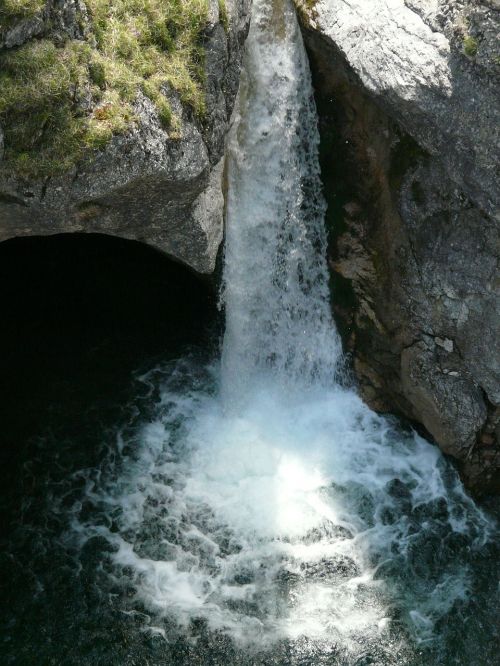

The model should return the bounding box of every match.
[1,1,499,664]
[221,0,342,401]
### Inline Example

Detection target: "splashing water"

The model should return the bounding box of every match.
[69,0,497,663]
[221,0,341,402]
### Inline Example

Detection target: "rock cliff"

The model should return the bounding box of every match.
[2,0,499,493]
[295,0,500,493]
[0,0,251,274]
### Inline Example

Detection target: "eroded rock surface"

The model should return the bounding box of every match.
[298,0,499,219]
[0,0,251,274]
[297,0,500,492]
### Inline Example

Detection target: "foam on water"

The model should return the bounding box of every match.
[71,0,496,661]
[72,360,491,659]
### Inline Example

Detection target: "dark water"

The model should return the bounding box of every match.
[0,234,218,664]
[0,235,499,665]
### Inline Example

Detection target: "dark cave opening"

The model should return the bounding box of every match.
[0,234,218,661]
[0,232,219,478]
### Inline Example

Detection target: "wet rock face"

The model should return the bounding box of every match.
[298,0,500,220]
[297,0,500,493]
[0,0,251,274]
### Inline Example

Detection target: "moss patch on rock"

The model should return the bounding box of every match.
[0,0,210,178]
[218,0,228,32]
[463,35,479,57]
[0,0,45,29]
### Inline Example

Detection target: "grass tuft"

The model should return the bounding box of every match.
[0,0,211,178]
[218,0,228,32]
[0,0,45,29]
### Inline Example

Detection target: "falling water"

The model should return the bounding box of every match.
[20,0,495,663]
[221,0,341,402]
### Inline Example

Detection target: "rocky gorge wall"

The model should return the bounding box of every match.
[0,0,251,274]
[1,0,499,495]
[295,0,500,493]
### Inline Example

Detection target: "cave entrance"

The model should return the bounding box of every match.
[0,233,218,466]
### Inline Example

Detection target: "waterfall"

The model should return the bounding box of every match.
[221,0,341,403]
[70,0,496,662]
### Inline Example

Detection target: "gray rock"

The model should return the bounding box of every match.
[297,0,500,219]
[0,0,251,274]
[0,0,88,48]
[401,341,487,456]
[0,14,46,48]
[297,0,500,493]
[190,158,225,274]
[400,160,500,406]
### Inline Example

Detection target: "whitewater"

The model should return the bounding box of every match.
[70,1,497,663]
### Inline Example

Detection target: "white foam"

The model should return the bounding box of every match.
[72,373,491,654]
[72,0,495,659]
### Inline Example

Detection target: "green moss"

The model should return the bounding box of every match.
[218,0,228,32]
[463,36,478,58]
[0,41,91,176]
[86,0,207,114]
[0,0,211,178]
[0,0,45,29]
[141,80,174,129]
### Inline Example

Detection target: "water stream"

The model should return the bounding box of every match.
[1,1,499,664]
